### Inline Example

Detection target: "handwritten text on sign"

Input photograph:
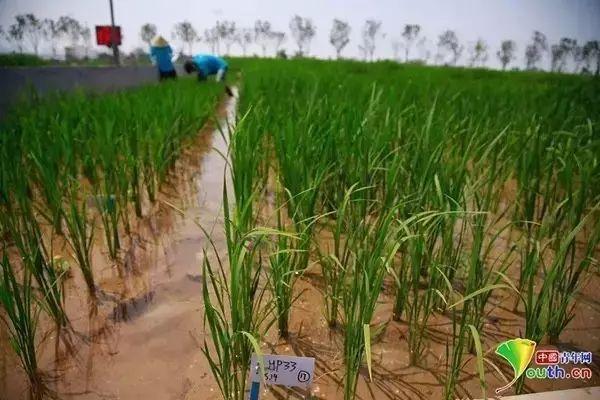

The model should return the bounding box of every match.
[250,354,315,389]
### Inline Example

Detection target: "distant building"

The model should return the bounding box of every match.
[65,45,92,61]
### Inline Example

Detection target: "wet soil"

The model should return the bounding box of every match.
[1,90,599,400]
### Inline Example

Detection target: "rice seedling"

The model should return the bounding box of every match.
[545,215,600,343]
[1,208,69,330]
[341,206,400,400]
[319,184,361,328]
[402,213,442,365]
[201,181,296,399]
[63,184,96,297]
[0,179,69,330]
[29,150,66,235]
[0,252,48,399]
[519,204,600,352]
[266,192,312,338]
[87,117,122,259]
[225,107,268,237]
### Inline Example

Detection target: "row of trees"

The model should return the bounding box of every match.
[145,20,288,57]
[0,14,93,57]
[2,13,599,73]
[162,16,599,73]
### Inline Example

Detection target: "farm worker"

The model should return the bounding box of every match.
[150,35,177,80]
[184,54,229,82]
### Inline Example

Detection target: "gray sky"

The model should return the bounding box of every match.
[1,0,599,69]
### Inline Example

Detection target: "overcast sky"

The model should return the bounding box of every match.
[1,0,599,69]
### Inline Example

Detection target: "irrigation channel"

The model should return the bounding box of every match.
[1,78,599,400]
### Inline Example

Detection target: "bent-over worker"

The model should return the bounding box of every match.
[184,54,228,82]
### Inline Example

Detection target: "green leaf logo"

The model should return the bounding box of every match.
[495,338,536,394]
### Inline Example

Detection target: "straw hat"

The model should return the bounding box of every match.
[152,35,169,47]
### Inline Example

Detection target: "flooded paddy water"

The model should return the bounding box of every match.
[1,86,599,400]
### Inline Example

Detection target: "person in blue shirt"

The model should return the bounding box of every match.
[184,54,228,82]
[150,36,177,80]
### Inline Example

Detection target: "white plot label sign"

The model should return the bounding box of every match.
[249,354,315,389]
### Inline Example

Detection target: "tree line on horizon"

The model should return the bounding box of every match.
[1,13,599,74]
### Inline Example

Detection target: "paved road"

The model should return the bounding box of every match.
[0,65,184,119]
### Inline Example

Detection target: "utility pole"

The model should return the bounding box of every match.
[109,0,120,65]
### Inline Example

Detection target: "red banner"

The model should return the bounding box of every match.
[95,25,121,46]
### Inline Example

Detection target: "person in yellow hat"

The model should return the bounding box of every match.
[150,35,176,80]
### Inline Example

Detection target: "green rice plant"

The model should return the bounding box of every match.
[341,207,400,400]
[391,241,411,322]
[463,166,515,351]
[127,125,144,218]
[87,117,122,259]
[281,183,324,273]
[267,193,310,338]
[515,201,596,353]
[444,303,467,400]
[318,184,365,328]
[92,190,120,260]
[268,232,301,339]
[63,183,96,297]
[442,276,515,400]
[0,187,68,330]
[320,252,346,329]
[3,212,68,330]
[543,205,600,343]
[0,252,48,399]
[400,211,459,365]
[87,154,121,260]
[464,217,515,352]
[513,124,546,226]
[512,223,552,394]
[403,217,438,366]
[443,320,490,400]
[201,184,294,399]
[225,107,268,237]
[29,151,66,235]
[426,194,469,312]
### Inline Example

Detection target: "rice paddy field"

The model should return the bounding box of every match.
[0,58,599,400]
